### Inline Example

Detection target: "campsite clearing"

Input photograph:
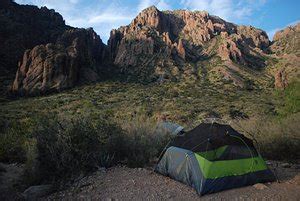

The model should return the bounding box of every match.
[45,161,300,200]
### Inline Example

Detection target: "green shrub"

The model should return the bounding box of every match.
[275,81,300,117]
[1,113,172,184]
[31,116,125,183]
[0,120,31,163]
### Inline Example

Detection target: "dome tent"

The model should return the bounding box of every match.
[155,122,275,195]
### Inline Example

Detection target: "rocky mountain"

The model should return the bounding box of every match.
[271,23,300,55]
[270,23,300,89]
[108,6,270,85]
[2,1,299,96]
[0,0,108,96]
[0,0,67,77]
[11,28,107,95]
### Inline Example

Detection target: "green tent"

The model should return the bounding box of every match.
[155,122,275,195]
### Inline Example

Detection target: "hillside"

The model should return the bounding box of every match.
[0,0,68,94]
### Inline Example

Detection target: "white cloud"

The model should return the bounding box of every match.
[267,20,300,40]
[267,28,280,41]
[15,0,136,43]
[89,14,132,24]
[138,0,153,11]
[69,0,79,4]
[14,0,271,43]
[157,0,172,10]
[15,0,173,43]
[180,0,265,22]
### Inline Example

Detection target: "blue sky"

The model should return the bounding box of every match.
[15,0,300,43]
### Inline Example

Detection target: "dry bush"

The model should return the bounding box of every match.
[119,116,171,167]
[232,113,300,161]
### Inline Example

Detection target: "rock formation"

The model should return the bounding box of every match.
[11,28,107,95]
[270,23,300,88]
[0,0,68,77]
[4,2,300,95]
[108,6,270,83]
[271,23,300,55]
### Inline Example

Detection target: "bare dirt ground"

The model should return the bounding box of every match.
[45,161,300,201]
[1,161,300,200]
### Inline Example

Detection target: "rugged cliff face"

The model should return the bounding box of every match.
[0,0,68,76]
[270,23,300,89]
[1,0,108,96]
[4,2,299,95]
[108,6,270,84]
[271,23,300,55]
[11,28,107,95]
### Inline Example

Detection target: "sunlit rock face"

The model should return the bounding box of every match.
[12,28,107,95]
[108,6,270,83]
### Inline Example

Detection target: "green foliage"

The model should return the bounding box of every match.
[275,81,300,116]
[0,77,298,184]
[0,119,33,162]
[0,113,170,184]
[30,116,125,183]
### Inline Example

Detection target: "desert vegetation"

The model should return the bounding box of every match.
[0,80,299,188]
[0,112,171,187]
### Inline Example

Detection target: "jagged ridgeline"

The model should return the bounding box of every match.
[108,6,270,84]
[1,1,299,96]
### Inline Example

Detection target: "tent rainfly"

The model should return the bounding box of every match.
[155,122,275,195]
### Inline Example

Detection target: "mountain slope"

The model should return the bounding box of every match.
[269,23,300,89]
[108,6,270,87]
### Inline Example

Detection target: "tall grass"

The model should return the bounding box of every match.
[119,115,170,167]
[233,113,300,161]
[1,111,298,186]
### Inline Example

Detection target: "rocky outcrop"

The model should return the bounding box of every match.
[274,69,288,89]
[11,28,107,95]
[177,39,185,60]
[0,0,68,77]
[270,23,300,89]
[271,23,300,55]
[108,6,270,82]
